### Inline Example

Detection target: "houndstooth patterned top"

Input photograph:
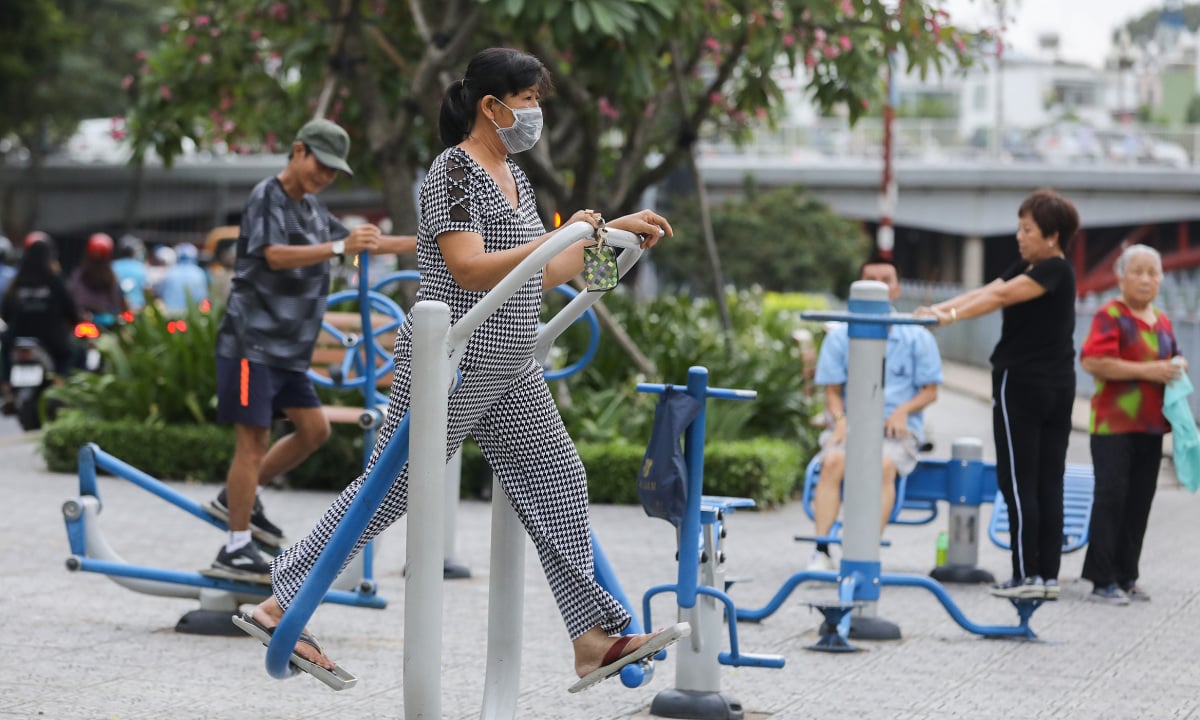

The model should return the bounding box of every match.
[395,146,546,375]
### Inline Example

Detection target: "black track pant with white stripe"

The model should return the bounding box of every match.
[992,369,1074,582]
[270,357,631,640]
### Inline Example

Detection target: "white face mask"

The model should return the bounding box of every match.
[491,98,543,154]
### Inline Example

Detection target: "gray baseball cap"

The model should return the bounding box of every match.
[295,119,353,176]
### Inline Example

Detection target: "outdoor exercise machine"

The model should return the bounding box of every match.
[732,280,1047,651]
[262,221,673,717]
[60,255,391,635]
[634,367,785,720]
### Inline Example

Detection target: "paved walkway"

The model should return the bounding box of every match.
[1,364,1198,719]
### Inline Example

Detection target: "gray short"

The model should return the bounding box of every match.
[818,432,920,477]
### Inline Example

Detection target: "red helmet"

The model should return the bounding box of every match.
[86,233,114,260]
[23,231,51,248]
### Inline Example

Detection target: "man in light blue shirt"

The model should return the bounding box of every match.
[809,256,943,569]
[155,242,208,313]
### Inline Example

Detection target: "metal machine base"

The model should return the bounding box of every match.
[175,610,242,636]
[443,559,472,580]
[807,604,860,653]
[930,564,995,585]
[650,689,745,720]
[849,615,902,641]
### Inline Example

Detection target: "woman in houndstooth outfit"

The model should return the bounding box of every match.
[243,47,676,689]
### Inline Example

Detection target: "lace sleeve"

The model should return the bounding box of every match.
[423,150,483,240]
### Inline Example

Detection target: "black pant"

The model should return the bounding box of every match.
[1082,433,1162,589]
[992,370,1075,581]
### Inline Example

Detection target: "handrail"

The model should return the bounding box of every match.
[448,222,645,371]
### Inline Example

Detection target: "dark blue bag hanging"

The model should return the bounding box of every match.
[638,388,703,527]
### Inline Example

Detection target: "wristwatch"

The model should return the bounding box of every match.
[330,239,346,257]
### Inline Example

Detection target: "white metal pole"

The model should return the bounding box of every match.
[841,281,888,621]
[404,300,451,720]
[479,476,526,720]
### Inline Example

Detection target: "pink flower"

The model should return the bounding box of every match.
[159,85,172,101]
[783,33,795,48]
[198,53,212,65]
[110,127,127,141]
[223,120,236,133]
[160,23,170,34]
[839,35,852,51]
[209,110,222,122]
[814,28,826,43]
[704,37,720,53]
[841,0,853,14]
[756,107,767,119]
[251,30,262,41]
[708,91,723,105]
[135,50,147,61]
[185,35,196,47]
[120,75,134,90]
[195,15,210,26]
[598,97,620,121]
[822,43,839,58]
[772,8,783,20]
[269,2,288,22]
[804,52,816,68]
[860,98,870,110]
[220,97,232,111]
[210,28,221,37]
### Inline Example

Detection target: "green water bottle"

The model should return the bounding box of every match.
[936,530,948,566]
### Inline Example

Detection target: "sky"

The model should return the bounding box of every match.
[942,0,1172,68]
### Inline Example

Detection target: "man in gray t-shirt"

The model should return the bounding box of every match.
[205,119,416,581]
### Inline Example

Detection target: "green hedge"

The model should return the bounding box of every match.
[43,420,802,506]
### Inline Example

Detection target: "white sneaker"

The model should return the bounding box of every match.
[807,549,835,571]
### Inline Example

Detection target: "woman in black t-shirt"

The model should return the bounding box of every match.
[917,188,1079,602]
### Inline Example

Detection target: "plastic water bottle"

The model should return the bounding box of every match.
[936,530,948,566]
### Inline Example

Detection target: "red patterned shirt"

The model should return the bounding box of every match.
[1081,299,1179,435]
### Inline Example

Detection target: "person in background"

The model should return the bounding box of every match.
[112,235,148,312]
[1079,244,1183,605]
[68,233,127,320]
[917,188,1079,601]
[1,238,79,409]
[205,117,416,583]
[144,244,176,292]
[0,237,16,299]
[809,255,942,570]
[155,242,209,313]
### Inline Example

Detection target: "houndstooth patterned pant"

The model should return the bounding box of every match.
[270,355,631,640]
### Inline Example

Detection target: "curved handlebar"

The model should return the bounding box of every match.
[800,311,937,326]
[450,221,644,371]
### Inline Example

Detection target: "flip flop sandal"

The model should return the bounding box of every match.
[232,612,358,691]
[568,622,690,693]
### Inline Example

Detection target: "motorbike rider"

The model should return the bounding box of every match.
[1,237,80,411]
[68,233,127,321]
[112,234,149,311]
[0,236,15,298]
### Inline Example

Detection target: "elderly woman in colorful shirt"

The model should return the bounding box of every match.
[1080,244,1186,605]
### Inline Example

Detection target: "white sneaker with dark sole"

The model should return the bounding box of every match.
[990,576,1044,599]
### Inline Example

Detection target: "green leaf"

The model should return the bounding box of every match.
[572,1,592,31]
